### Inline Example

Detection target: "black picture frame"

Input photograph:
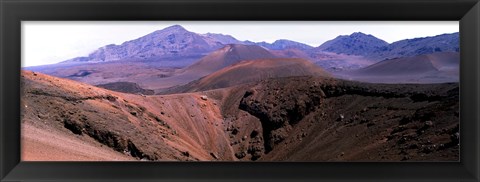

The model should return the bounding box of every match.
[1,0,479,181]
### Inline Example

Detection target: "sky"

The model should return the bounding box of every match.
[22,21,459,67]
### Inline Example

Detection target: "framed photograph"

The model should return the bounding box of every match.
[1,0,479,181]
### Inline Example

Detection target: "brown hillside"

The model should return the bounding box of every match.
[183,44,277,75]
[21,70,459,161]
[238,77,458,161]
[21,70,233,161]
[164,58,331,93]
[143,44,278,92]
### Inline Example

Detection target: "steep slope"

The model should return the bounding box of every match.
[338,52,459,83]
[21,70,234,161]
[165,58,331,93]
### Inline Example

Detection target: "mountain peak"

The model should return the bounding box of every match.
[142,24,191,39]
[333,32,374,40]
[350,32,368,36]
[163,24,187,32]
[184,44,276,75]
[318,32,389,56]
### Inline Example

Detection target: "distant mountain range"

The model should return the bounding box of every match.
[373,32,459,60]
[315,32,459,61]
[63,24,459,65]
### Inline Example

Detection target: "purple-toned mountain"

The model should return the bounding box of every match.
[62,25,312,65]
[314,32,459,62]
[256,39,313,51]
[64,25,226,63]
[373,32,460,60]
[316,32,389,56]
[201,33,243,45]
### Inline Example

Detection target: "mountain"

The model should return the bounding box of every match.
[374,32,460,60]
[164,58,331,93]
[24,44,279,94]
[29,26,461,88]
[141,44,278,92]
[316,32,389,56]
[58,25,458,71]
[256,39,314,51]
[338,52,459,83]
[64,25,225,63]
[181,44,278,76]
[315,32,459,62]
[201,33,243,45]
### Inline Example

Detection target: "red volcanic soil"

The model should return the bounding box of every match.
[184,44,277,75]
[163,58,331,93]
[21,70,234,161]
[143,44,278,92]
[21,70,459,161]
[338,52,459,83]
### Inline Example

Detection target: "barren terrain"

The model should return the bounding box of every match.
[163,58,330,94]
[21,70,459,161]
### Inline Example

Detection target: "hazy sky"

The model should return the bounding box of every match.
[22,21,458,67]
